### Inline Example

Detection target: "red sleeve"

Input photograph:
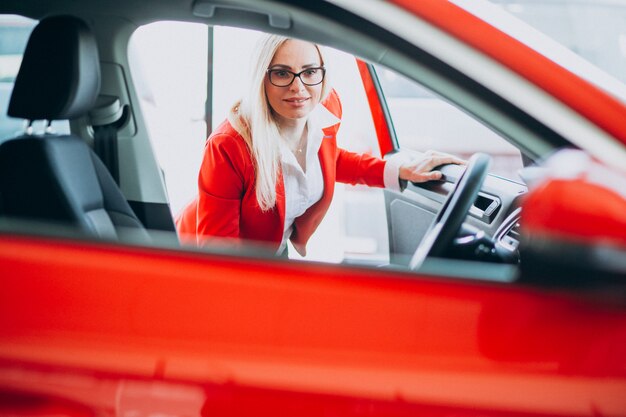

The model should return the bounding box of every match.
[175,198,198,245]
[322,89,386,187]
[335,148,386,187]
[196,133,249,245]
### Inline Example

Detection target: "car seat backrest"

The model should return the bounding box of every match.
[8,15,100,121]
[0,15,149,242]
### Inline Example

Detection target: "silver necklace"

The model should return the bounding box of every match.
[293,126,308,155]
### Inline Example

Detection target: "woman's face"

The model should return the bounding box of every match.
[264,39,323,123]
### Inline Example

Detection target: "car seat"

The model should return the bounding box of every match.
[0,15,149,241]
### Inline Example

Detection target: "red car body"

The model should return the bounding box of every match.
[1,0,625,416]
[2,232,626,416]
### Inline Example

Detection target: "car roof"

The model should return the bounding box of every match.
[3,0,626,167]
[0,0,197,24]
[2,0,624,105]
[452,0,626,104]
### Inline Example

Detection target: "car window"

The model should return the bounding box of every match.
[374,65,524,180]
[214,27,390,264]
[0,15,70,141]
[489,0,626,86]
[129,21,209,219]
[130,24,389,264]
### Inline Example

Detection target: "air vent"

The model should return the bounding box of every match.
[501,220,521,252]
[496,207,521,252]
[470,192,500,223]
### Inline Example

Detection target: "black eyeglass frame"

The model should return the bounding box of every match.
[266,66,326,87]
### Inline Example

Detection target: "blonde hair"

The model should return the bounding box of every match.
[229,34,330,211]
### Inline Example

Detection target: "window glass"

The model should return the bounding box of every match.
[375,66,524,180]
[132,24,389,263]
[129,21,209,216]
[0,15,69,141]
[489,1,626,85]
[213,27,388,264]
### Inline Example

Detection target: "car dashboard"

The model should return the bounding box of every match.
[384,163,526,268]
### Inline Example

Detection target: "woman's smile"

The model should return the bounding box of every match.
[284,96,311,107]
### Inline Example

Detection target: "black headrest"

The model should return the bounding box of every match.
[8,15,101,121]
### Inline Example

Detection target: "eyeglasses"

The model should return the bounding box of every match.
[267,67,326,87]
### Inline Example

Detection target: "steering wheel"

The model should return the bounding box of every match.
[409,153,491,270]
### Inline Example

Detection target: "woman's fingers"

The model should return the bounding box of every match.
[399,151,465,183]
[425,153,466,167]
[420,170,443,181]
[406,170,442,182]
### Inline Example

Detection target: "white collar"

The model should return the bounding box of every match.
[307,100,341,134]
[278,101,340,163]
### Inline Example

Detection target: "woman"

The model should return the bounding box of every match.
[176,34,463,256]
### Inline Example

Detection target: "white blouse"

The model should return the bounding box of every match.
[277,103,404,254]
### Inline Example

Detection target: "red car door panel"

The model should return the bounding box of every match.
[1,234,625,416]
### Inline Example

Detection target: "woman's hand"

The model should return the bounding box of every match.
[399,150,465,183]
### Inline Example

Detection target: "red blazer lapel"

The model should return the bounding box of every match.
[290,125,338,255]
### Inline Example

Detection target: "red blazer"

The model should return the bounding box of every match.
[176,90,387,255]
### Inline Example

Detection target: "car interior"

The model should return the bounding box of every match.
[1,5,626,417]
[0,15,153,244]
[0,0,623,283]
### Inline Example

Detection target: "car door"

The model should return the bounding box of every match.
[356,59,528,266]
[1,3,626,416]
